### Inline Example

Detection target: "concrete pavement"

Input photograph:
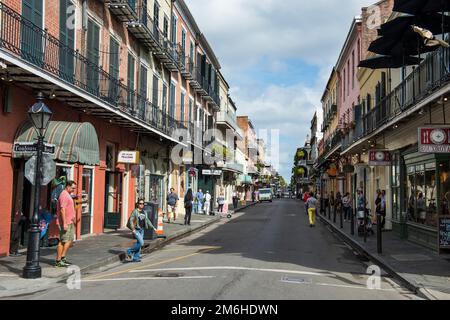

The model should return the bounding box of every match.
[0,201,257,298]
[17,199,420,300]
[318,207,450,300]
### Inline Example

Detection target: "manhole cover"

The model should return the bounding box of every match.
[280,276,312,284]
[154,273,184,278]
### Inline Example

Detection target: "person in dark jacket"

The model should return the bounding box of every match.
[184,189,194,226]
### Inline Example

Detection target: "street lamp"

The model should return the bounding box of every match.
[23,92,52,279]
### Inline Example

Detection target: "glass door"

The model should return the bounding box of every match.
[150,175,164,210]
[104,172,123,229]
[81,168,93,235]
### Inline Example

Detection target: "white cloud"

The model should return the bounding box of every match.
[185,0,376,180]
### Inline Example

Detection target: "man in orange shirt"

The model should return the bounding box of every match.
[55,181,77,268]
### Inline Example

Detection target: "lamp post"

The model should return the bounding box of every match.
[23,92,52,279]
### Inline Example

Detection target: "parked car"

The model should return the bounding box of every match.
[258,188,273,202]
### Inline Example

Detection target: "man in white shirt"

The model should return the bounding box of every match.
[204,190,212,215]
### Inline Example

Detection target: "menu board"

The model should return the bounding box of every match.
[438,216,450,250]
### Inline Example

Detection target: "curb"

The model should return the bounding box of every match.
[318,214,425,298]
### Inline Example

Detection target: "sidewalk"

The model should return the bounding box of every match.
[0,201,257,298]
[318,211,450,300]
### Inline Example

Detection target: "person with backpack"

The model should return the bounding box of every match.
[166,188,179,223]
[126,199,157,263]
[184,189,194,226]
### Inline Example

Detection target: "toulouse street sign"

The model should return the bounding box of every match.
[419,127,450,153]
[13,142,56,155]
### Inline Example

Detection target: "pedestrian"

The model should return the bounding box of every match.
[196,189,204,214]
[166,188,179,223]
[335,192,343,220]
[323,191,329,214]
[252,190,256,203]
[306,192,318,227]
[342,192,352,222]
[9,209,26,257]
[381,190,387,228]
[126,199,157,262]
[55,181,77,268]
[417,192,426,224]
[184,189,194,226]
[303,191,310,215]
[217,193,225,212]
[330,191,335,209]
[232,190,239,209]
[204,190,212,215]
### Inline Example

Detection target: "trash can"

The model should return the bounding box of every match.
[143,202,158,240]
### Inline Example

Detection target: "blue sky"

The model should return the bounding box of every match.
[186,0,376,182]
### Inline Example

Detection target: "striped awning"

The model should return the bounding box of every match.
[14,121,100,165]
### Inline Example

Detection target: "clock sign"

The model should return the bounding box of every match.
[369,150,391,166]
[419,127,450,153]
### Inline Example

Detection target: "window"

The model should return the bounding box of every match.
[180,92,185,122]
[171,14,177,45]
[162,83,168,113]
[347,60,350,96]
[153,1,160,27]
[391,153,401,221]
[407,163,438,227]
[440,161,450,216]
[139,65,148,119]
[190,40,195,64]
[59,0,75,82]
[127,53,135,108]
[352,50,355,89]
[169,82,176,119]
[163,16,169,38]
[86,19,100,94]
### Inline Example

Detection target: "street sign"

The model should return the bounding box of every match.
[419,127,450,153]
[25,154,56,186]
[13,142,56,155]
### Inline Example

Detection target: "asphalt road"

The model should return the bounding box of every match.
[25,199,421,300]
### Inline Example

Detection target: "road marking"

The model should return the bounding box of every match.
[84,247,220,281]
[315,282,397,292]
[83,276,215,283]
[128,266,335,277]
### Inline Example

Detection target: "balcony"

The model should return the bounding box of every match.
[179,52,194,80]
[217,111,238,131]
[359,46,450,143]
[0,2,182,141]
[127,5,178,72]
[105,0,138,22]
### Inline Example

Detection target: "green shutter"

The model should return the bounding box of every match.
[87,20,100,95]
[60,0,75,83]
[108,38,120,102]
[21,0,43,65]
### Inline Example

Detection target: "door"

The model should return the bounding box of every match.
[81,168,93,235]
[152,75,159,125]
[104,172,123,229]
[59,0,75,83]
[21,0,43,65]
[127,53,136,111]
[150,175,164,210]
[86,19,100,95]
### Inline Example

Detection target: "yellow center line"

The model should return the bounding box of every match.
[85,247,220,281]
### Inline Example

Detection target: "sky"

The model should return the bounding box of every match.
[185,0,376,182]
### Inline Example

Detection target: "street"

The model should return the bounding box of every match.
[21,200,420,300]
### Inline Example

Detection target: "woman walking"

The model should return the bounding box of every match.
[342,192,352,222]
[184,189,194,226]
[126,199,157,263]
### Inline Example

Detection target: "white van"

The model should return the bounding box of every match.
[258,188,273,202]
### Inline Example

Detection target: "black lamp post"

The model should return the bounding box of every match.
[23,92,52,279]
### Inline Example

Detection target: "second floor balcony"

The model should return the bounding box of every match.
[105,0,138,23]
[127,5,179,72]
[0,2,183,142]
[217,111,239,131]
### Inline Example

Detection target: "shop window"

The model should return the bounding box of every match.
[407,163,438,227]
[440,161,450,216]
[391,153,401,221]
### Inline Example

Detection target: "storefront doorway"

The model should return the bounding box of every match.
[148,174,164,210]
[81,168,94,235]
[104,171,123,229]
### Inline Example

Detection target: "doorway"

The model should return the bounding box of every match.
[81,168,94,235]
[104,171,123,230]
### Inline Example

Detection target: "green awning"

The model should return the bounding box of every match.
[14,121,100,165]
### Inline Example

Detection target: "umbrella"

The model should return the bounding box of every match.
[394,0,450,15]
[378,13,450,37]
[358,55,423,69]
[368,32,440,56]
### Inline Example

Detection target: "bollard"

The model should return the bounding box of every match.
[377,213,382,254]
[333,206,336,223]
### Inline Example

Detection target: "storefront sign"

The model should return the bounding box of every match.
[368,150,391,166]
[118,151,140,164]
[439,216,450,251]
[14,142,56,155]
[419,127,450,153]
[202,169,222,176]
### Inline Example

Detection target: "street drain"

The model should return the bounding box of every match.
[154,273,184,278]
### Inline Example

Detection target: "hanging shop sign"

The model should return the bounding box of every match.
[202,169,222,176]
[189,167,197,177]
[419,127,450,153]
[368,150,391,166]
[118,151,140,164]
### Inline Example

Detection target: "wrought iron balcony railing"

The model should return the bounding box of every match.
[361,46,450,140]
[0,2,183,137]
